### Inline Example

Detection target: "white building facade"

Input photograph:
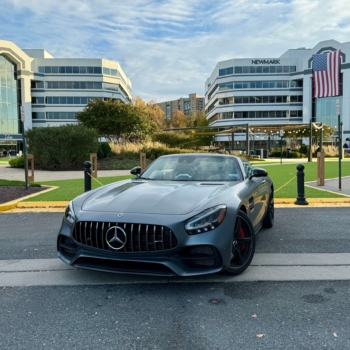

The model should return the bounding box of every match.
[205,39,350,143]
[0,39,132,151]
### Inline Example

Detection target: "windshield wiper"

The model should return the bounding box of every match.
[138,177,153,180]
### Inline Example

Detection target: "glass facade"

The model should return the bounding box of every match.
[221,110,289,119]
[218,81,290,91]
[219,66,296,76]
[218,95,302,105]
[38,66,102,74]
[0,55,19,134]
[32,96,104,105]
[315,96,342,127]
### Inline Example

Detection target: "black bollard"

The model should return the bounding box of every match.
[84,161,92,192]
[294,164,308,205]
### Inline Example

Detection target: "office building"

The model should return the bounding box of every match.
[0,39,132,151]
[205,39,350,143]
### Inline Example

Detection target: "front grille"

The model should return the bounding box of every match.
[72,222,178,252]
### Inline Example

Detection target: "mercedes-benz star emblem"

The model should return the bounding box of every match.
[106,226,127,250]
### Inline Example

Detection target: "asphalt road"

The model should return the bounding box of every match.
[0,208,349,260]
[1,208,350,349]
[0,281,349,349]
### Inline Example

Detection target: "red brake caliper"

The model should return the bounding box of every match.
[240,227,246,252]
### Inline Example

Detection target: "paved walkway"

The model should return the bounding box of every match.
[0,164,130,182]
[306,176,350,196]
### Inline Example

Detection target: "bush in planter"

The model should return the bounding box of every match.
[299,144,309,155]
[9,156,24,168]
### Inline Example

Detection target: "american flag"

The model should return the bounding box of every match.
[313,50,341,98]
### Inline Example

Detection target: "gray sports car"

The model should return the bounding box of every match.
[57,153,274,276]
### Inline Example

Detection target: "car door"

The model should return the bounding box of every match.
[242,162,260,228]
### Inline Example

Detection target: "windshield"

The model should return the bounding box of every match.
[140,155,243,181]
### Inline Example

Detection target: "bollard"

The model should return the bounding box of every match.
[294,164,308,205]
[84,161,92,192]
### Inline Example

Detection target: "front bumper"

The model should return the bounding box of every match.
[57,210,236,277]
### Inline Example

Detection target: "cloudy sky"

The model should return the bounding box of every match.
[1,0,350,102]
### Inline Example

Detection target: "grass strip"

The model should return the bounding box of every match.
[22,175,134,202]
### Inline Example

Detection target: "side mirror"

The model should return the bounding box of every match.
[130,166,141,177]
[250,168,268,179]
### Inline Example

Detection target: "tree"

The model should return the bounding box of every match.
[76,99,154,143]
[132,97,167,130]
[171,110,188,128]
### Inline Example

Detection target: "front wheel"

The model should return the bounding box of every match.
[224,211,256,276]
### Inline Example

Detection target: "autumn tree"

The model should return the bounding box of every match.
[76,99,155,143]
[171,110,188,128]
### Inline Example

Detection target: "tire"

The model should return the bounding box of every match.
[224,211,256,276]
[262,194,274,229]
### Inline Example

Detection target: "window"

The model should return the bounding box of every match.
[66,66,73,74]
[81,97,88,104]
[59,66,66,73]
[111,69,118,76]
[270,66,276,73]
[256,66,262,73]
[45,66,52,74]
[242,66,249,74]
[235,96,242,104]
[32,112,45,119]
[276,96,282,103]
[59,97,66,104]
[73,66,80,74]
[38,66,45,73]
[87,67,94,74]
[67,97,74,104]
[262,96,269,103]
[263,66,269,74]
[249,111,255,118]
[74,97,80,104]
[94,67,102,74]
[53,97,59,104]
[52,66,59,74]
[290,66,296,73]
[269,96,275,103]
[250,66,256,74]
[103,67,110,75]
[283,66,290,73]
[234,66,242,74]
[80,66,87,74]
[243,97,249,103]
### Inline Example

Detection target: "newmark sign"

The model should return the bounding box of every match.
[251,60,281,64]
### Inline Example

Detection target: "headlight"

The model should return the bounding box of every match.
[185,205,227,235]
[64,201,75,227]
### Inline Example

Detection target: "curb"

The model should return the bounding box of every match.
[0,186,59,212]
[2,198,350,213]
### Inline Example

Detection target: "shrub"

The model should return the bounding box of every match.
[299,144,309,155]
[9,156,24,168]
[101,142,112,158]
[97,145,105,159]
[25,124,99,170]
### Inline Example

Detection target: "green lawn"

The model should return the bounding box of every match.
[23,175,134,202]
[3,161,349,202]
[256,161,350,198]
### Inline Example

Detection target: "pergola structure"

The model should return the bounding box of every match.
[164,122,326,161]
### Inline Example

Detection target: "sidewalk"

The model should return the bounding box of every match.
[0,163,130,182]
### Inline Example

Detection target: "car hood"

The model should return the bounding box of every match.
[81,180,237,215]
